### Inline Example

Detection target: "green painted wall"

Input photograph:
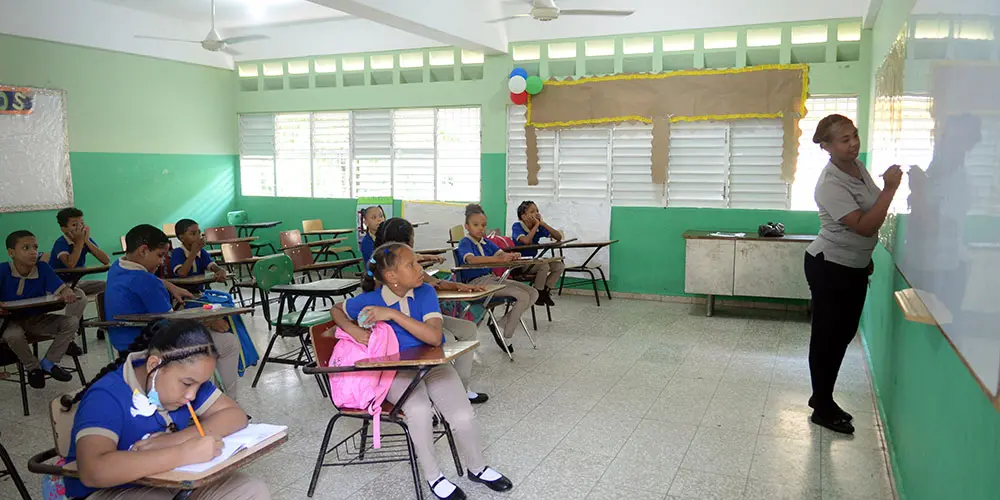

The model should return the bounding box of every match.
[0,35,237,257]
[862,246,1000,500]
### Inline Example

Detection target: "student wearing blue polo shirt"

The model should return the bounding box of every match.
[511,200,565,307]
[1,230,79,388]
[457,204,535,352]
[107,224,241,395]
[61,319,270,500]
[330,242,511,500]
[50,207,111,296]
[358,205,385,265]
[170,219,228,288]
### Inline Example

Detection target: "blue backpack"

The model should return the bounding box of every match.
[185,290,260,376]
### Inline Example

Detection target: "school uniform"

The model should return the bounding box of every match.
[106,258,242,395]
[340,284,487,481]
[65,352,269,500]
[169,246,215,292]
[359,233,376,268]
[456,236,537,339]
[104,259,173,352]
[511,221,566,290]
[50,235,106,296]
[0,262,76,371]
[805,160,881,416]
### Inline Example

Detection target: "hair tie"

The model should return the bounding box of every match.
[367,269,374,277]
[368,256,376,264]
[383,247,391,255]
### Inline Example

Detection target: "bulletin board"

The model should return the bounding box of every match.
[402,200,466,270]
[0,86,72,212]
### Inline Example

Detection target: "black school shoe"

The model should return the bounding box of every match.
[808,397,853,421]
[66,342,83,357]
[534,289,548,306]
[543,287,556,307]
[487,321,513,353]
[467,467,513,492]
[28,369,46,389]
[468,392,490,404]
[429,477,467,500]
[810,411,855,434]
[47,365,73,382]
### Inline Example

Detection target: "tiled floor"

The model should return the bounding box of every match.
[0,295,894,500]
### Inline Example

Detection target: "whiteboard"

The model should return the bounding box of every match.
[0,87,72,212]
[402,200,465,270]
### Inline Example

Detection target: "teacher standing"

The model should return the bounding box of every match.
[804,114,902,434]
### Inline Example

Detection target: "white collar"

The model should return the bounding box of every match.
[118,258,148,272]
[381,286,416,316]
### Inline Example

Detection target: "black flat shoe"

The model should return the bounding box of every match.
[487,321,513,353]
[811,411,854,434]
[808,397,853,421]
[543,288,556,307]
[48,365,73,382]
[468,392,489,404]
[467,467,513,492]
[534,289,548,306]
[66,342,83,357]
[28,369,46,389]
[429,477,466,500]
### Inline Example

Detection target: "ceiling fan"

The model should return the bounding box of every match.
[488,0,634,23]
[134,0,268,56]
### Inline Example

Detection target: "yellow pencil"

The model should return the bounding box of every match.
[187,402,205,437]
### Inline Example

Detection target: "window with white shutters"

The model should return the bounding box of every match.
[667,122,729,208]
[557,128,610,201]
[274,113,312,197]
[795,96,858,211]
[437,108,481,202]
[393,108,436,200]
[507,106,556,202]
[238,114,276,197]
[611,123,662,207]
[728,120,787,209]
[967,118,1000,215]
[352,109,393,198]
[312,112,351,198]
[238,108,479,201]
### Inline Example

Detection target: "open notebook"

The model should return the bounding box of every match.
[174,423,287,473]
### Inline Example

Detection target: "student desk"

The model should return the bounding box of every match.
[114,306,254,324]
[234,221,281,238]
[256,279,359,394]
[301,337,478,497]
[55,264,110,289]
[553,239,619,307]
[435,284,506,303]
[411,221,430,228]
[514,238,578,258]
[452,257,565,282]
[416,247,451,256]
[28,429,287,499]
[301,228,354,242]
[0,295,85,416]
[166,275,218,287]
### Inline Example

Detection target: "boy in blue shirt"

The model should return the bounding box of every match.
[50,207,110,296]
[107,224,241,395]
[1,230,79,388]
[170,218,228,290]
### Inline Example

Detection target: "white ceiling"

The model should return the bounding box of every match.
[1,0,877,69]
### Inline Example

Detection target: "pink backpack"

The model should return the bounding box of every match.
[487,234,517,277]
[328,322,399,448]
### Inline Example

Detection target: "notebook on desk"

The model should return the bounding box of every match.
[174,423,287,473]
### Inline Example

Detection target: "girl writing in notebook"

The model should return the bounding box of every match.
[374,217,489,404]
[62,319,270,500]
[330,242,512,500]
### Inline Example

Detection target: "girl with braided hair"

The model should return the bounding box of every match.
[61,319,270,500]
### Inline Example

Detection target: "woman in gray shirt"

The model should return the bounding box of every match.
[805,114,902,434]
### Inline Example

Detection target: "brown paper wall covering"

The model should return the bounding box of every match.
[523,65,809,185]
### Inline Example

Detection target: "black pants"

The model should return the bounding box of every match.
[803,251,869,413]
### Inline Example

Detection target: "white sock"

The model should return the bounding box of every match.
[476,466,503,481]
[467,391,479,399]
[429,475,457,498]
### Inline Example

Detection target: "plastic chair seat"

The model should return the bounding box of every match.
[276,310,331,328]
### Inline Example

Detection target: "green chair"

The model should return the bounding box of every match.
[250,254,331,394]
[228,210,277,255]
